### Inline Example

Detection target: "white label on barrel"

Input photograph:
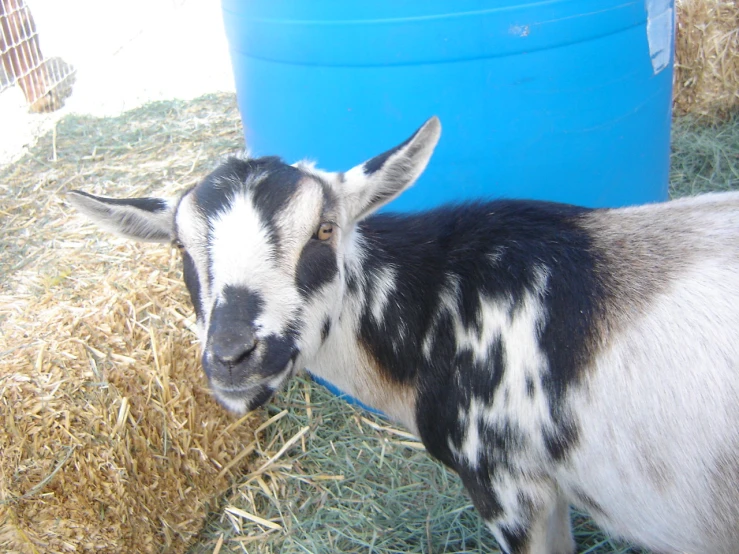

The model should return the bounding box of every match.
[646,0,674,75]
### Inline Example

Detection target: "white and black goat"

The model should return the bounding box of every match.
[68,117,739,554]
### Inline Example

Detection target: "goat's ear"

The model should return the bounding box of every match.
[341,116,441,221]
[67,190,176,243]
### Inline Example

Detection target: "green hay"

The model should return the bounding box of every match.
[190,376,644,554]
[669,113,739,198]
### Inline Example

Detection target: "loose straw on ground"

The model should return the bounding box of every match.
[0,94,262,554]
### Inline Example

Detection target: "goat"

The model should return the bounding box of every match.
[68,117,739,554]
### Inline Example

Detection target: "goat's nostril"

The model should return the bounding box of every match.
[211,335,258,366]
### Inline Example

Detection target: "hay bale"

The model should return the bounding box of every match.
[0,95,261,553]
[674,0,739,121]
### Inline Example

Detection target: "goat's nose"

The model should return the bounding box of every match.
[210,331,258,366]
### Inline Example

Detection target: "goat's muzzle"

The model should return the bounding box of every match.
[203,324,297,413]
[206,327,259,387]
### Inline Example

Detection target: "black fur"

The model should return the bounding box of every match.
[206,285,264,380]
[295,240,338,298]
[500,525,529,554]
[320,317,331,344]
[457,465,503,521]
[193,157,280,217]
[182,251,203,322]
[543,419,579,462]
[353,200,606,472]
[72,190,169,213]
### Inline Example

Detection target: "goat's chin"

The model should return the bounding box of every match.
[210,359,298,414]
[211,384,274,414]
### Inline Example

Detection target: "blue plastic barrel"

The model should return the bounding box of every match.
[221,0,674,210]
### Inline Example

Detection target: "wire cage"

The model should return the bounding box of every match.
[0,0,75,112]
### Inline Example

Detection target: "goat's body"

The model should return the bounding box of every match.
[567,284,739,553]
[564,194,739,553]
[305,192,739,553]
[69,115,739,554]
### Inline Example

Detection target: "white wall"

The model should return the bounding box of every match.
[0,0,236,164]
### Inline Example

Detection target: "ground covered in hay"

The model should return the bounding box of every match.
[0,94,264,553]
[2,92,738,554]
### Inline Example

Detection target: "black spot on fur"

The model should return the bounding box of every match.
[74,191,170,213]
[484,419,527,468]
[477,337,506,394]
[245,385,275,412]
[321,317,331,344]
[543,419,579,462]
[182,251,203,321]
[211,285,263,328]
[526,376,535,398]
[295,240,338,298]
[516,491,536,518]
[499,525,529,554]
[457,465,503,521]
[193,156,282,217]
[345,266,360,294]
[250,164,303,227]
[571,487,607,519]
[260,334,297,378]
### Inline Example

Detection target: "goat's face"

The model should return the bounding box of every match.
[68,117,441,413]
[174,157,347,412]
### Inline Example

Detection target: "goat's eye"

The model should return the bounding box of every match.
[173,239,185,251]
[316,222,334,241]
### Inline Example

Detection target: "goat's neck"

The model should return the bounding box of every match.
[306,219,443,435]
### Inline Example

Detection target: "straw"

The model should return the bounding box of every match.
[674,0,739,122]
[0,94,259,554]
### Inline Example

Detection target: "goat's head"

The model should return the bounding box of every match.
[68,117,441,413]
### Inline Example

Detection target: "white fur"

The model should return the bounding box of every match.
[175,193,212,340]
[561,260,739,553]
[370,266,398,324]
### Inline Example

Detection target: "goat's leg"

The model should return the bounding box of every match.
[459,469,575,554]
[487,492,575,554]
[513,491,575,554]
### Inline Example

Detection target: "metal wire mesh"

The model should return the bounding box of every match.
[0,0,75,112]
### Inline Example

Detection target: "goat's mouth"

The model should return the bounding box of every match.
[208,357,298,414]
